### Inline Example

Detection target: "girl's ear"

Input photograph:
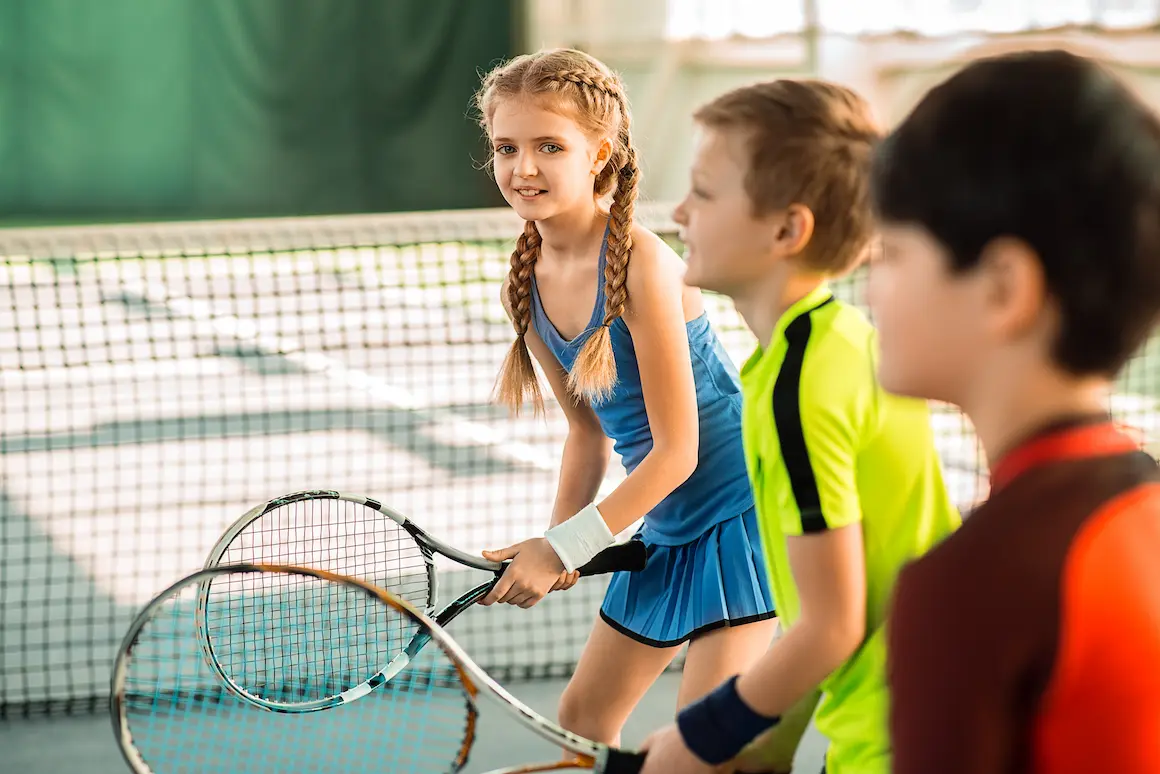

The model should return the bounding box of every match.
[592,137,613,176]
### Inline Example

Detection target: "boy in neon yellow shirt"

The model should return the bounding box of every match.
[639,80,961,774]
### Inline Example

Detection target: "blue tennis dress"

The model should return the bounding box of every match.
[529,232,776,647]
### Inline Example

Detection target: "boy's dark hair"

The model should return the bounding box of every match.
[695,80,881,276]
[872,49,1160,377]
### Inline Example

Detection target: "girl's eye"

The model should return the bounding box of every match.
[541,143,563,154]
[691,187,710,200]
[495,145,516,155]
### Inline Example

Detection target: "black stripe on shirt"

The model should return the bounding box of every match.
[772,296,834,534]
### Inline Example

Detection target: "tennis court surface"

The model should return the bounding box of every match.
[2,205,1157,770]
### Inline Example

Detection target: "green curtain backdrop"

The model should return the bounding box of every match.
[0,0,515,224]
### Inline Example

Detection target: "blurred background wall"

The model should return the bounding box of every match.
[1,0,1157,224]
[528,0,1160,204]
[0,0,516,224]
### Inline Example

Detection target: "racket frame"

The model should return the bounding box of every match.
[200,490,644,714]
[206,488,512,587]
[205,488,507,599]
[201,490,467,713]
[111,564,639,774]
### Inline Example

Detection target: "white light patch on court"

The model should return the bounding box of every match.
[108,273,555,472]
[0,429,569,607]
[1,359,249,436]
[89,242,507,333]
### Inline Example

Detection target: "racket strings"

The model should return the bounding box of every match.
[120,570,472,773]
[219,498,432,612]
[203,570,407,703]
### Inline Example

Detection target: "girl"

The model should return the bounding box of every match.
[474,48,777,745]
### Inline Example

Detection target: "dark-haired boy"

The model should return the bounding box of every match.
[870,49,1160,774]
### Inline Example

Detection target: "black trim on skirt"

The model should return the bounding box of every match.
[598,608,778,649]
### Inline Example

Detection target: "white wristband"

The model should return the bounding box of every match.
[544,503,615,573]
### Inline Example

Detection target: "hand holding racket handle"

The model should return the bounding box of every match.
[564,540,648,576]
[396,541,651,687]
[479,538,647,576]
[455,540,648,624]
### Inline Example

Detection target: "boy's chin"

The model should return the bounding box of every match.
[682,260,716,292]
[685,273,730,297]
[876,366,939,402]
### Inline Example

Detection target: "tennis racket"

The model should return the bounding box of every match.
[111,563,646,774]
[202,489,646,712]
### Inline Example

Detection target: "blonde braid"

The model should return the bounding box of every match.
[602,144,637,327]
[568,99,640,404]
[494,220,545,415]
[548,71,619,124]
[549,69,618,95]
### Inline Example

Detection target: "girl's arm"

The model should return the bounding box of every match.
[480,232,701,607]
[479,278,612,602]
[594,228,701,535]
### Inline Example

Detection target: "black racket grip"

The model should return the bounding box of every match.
[576,540,648,576]
[602,748,647,774]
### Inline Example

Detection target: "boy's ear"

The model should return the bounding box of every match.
[978,236,1048,338]
[775,203,816,256]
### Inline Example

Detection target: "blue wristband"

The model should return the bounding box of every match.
[676,675,780,765]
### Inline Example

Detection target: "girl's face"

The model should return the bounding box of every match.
[489,96,610,221]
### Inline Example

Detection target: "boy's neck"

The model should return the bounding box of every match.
[734,269,828,351]
[535,203,609,262]
[960,365,1112,471]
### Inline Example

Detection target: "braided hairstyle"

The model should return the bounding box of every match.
[477,49,640,414]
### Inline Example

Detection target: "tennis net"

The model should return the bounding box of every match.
[1,204,1157,716]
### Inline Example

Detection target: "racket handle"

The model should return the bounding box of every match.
[576,540,648,576]
[602,748,647,773]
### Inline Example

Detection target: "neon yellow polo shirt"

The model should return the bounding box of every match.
[740,285,961,774]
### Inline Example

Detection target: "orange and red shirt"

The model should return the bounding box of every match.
[888,416,1160,774]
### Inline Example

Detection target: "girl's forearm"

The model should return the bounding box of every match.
[549,429,613,528]
[594,444,697,535]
